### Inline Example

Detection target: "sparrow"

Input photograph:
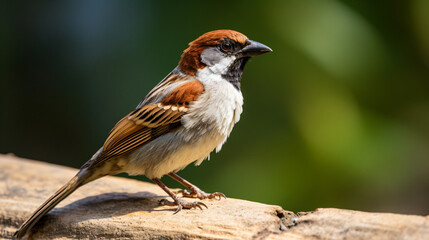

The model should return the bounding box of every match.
[14,29,272,238]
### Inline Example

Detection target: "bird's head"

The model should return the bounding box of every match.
[178,30,272,89]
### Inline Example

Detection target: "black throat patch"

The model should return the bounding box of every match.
[222,57,250,90]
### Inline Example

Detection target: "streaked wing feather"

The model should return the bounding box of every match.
[91,79,204,167]
[95,105,184,164]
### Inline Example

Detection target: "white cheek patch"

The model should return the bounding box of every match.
[201,48,236,75]
[208,55,235,75]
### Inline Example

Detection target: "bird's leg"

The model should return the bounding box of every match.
[168,172,226,200]
[151,178,207,213]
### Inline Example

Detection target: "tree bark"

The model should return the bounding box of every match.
[1,154,428,239]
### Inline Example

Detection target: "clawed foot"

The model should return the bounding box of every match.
[167,173,226,201]
[159,198,208,214]
[177,188,226,200]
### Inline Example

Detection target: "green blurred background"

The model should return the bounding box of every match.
[1,0,429,215]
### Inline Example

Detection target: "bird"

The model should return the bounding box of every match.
[13,29,272,238]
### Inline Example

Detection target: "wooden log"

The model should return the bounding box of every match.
[1,154,428,239]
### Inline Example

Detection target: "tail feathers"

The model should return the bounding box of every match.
[13,175,83,239]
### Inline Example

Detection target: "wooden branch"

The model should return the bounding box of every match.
[1,154,428,239]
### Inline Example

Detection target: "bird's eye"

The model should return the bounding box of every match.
[221,42,232,51]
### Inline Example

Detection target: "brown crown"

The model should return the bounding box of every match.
[178,30,248,76]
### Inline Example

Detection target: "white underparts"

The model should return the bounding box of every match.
[124,68,243,179]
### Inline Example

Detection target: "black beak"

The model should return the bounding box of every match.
[240,40,272,57]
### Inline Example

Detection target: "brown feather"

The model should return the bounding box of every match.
[161,80,204,106]
[90,80,205,167]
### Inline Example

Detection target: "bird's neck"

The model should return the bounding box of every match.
[180,54,249,91]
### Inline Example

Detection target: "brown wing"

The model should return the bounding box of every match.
[91,80,204,167]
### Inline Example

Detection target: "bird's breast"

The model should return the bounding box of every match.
[182,71,243,146]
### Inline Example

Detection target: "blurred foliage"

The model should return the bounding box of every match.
[1,0,429,214]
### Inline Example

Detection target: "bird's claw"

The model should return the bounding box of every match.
[177,189,226,200]
[210,192,227,200]
[159,198,208,213]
